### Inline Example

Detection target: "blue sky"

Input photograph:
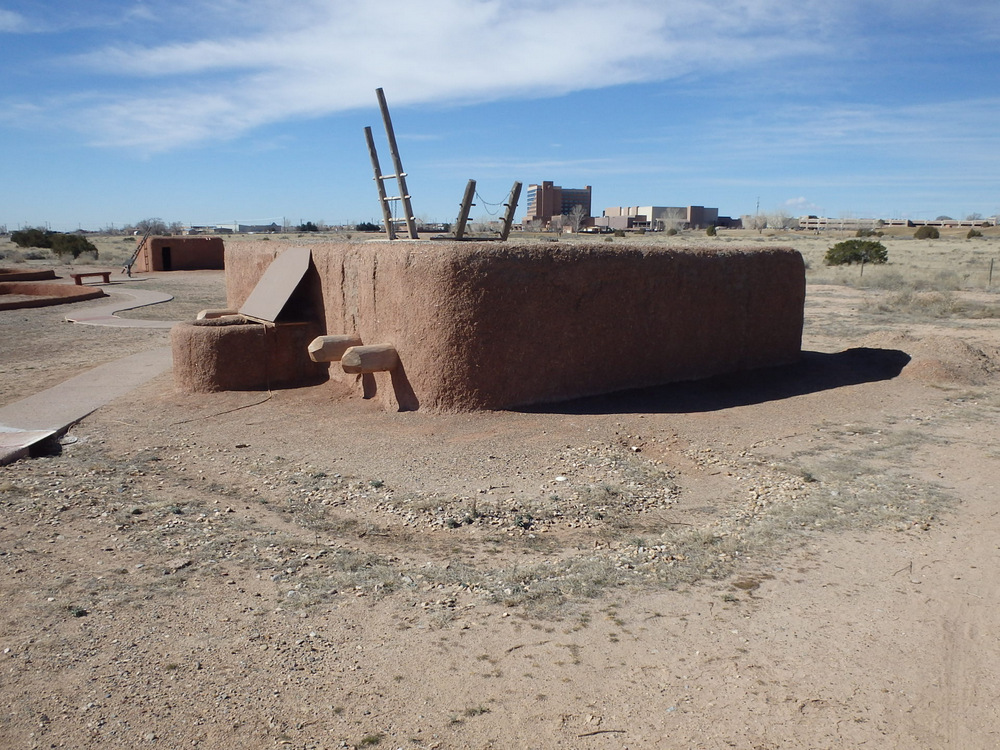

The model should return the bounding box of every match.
[2,0,999,231]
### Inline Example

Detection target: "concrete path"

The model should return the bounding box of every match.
[1,283,178,465]
[64,286,177,328]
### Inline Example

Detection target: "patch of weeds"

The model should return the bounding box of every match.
[67,605,89,618]
[463,705,490,717]
[359,734,384,746]
[369,479,385,489]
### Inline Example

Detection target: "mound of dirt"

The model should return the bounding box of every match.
[862,331,1000,386]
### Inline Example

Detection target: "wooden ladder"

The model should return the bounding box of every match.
[122,227,152,276]
[365,88,418,240]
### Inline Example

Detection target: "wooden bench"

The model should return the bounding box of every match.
[69,271,112,285]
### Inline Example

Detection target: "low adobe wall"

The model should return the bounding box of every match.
[0,281,106,311]
[171,317,325,392]
[135,237,225,272]
[223,241,805,411]
[0,268,57,282]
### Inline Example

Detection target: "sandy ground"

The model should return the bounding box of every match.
[2,234,1000,749]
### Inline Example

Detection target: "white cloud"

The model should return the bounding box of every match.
[0,9,27,32]
[26,0,847,150]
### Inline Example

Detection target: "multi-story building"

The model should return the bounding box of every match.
[598,205,722,231]
[524,181,592,226]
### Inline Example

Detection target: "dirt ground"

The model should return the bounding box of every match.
[2,233,1000,749]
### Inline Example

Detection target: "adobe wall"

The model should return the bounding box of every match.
[135,237,225,272]
[224,241,805,411]
[0,282,106,311]
[171,317,325,392]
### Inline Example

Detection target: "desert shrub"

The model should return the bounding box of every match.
[824,239,888,266]
[10,229,97,259]
[967,228,983,239]
[914,225,940,239]
[10,228,51,249]
[706,225,717,236]
[613,229,626,238]
[855,228,883,237]
[665,227,678,236]
[50,234,99,259]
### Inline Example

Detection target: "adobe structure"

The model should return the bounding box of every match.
[133,236,225,272]
[171,241,805,411]
[0,269,106,310]
[171,241,805,410]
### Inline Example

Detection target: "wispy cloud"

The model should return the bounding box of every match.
[0,9,28,32]
[5,0,856,151]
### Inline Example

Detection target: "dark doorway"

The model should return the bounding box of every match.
[161,246,172,271]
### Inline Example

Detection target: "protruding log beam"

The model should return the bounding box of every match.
[308,334,364,363]
[196,308,238,320]
[341,344,399,374]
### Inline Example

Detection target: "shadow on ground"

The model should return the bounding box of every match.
[521,348,912,415]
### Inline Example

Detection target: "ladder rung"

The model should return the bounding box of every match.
[377,173,406,180]
[382,195,410,202]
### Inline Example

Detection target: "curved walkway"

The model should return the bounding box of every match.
[1,283,179,464]
[63,285,177,328]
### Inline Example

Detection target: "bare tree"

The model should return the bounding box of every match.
[566,204,587,233]
[766,211,791,230]
[745,214,767,234]
[133,217,168,235]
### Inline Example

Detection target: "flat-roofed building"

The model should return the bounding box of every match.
[598,205,721,231]
[524,181,592,226]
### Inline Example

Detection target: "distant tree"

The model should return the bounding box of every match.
[565,204,587,233]
[747,214,767,234]
[298,221,320,232]
[766,211,791,230]
[51,234,98,259]
[134,217,169,235]
[914,225,940,239]
[355,222,380,232]
[966,213,983,221]
[935,215,954,222]
[168,221,185,235]
[825,239,887,266]
[11,228,97,258]
[11,228,52,249]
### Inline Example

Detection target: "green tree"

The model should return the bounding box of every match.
[914,225,940,239]
[51,234,99,259]
[824,239,888,266]
[10,228,52,249]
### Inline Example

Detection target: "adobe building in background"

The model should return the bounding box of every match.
[133,236,225,272]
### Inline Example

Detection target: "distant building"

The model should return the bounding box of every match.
[797,216,993,230]
[597,206,726,231]
[524,181,592,226]
[133,236,225,272]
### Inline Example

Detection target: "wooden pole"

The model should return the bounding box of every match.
[376,88,418,240]
[499,181,522,241]
[341,344,400,374]
[365,126,395,240]
[308,334,364,363]
[453,179,476,239]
